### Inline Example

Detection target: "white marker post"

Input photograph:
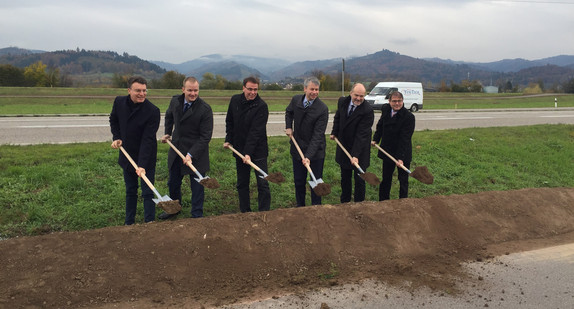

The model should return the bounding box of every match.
[555,97,557,108]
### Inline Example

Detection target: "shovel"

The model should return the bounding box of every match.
[226,145,285,184]
[289,135,331,196]
[333,137,380,186]
[165,140,220,189]
[119,146,182,214]
[372,143,434,184]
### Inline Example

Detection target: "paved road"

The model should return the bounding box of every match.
[1,108,573,145]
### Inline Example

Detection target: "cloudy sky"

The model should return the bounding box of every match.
[1,0,573,64]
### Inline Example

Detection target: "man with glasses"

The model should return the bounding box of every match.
[224,76,271,213]
[371,91,415,201]
[110,76,160,225]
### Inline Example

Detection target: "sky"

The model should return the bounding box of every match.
[1,0,573,64]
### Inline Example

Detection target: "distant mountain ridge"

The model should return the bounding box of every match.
[2,47,574,88]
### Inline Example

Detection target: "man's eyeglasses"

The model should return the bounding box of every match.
[245,88,258,92]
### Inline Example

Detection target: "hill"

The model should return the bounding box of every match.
[0,48,166,87]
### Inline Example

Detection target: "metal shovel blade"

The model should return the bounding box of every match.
[153,195,182,214]
[153,195,172,204]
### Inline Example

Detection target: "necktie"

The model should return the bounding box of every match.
[183,103,191,113]
[348,105,355,116]
[391,110,396,117]
[304,101,310,109]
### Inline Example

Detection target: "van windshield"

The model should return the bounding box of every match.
[369,87,390,96]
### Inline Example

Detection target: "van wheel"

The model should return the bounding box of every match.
[410,104,419,112]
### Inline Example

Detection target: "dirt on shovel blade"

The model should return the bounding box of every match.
[199,177,220,189]
[410,166,434,184]
[359,172,381,186]
[312,183,331,196]
[157,200,182,214]
[265,172,285,184]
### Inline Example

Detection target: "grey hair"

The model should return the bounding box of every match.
[304,77,320,88]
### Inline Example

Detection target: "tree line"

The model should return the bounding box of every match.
[3,61,574,94]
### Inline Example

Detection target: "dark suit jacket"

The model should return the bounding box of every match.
[109,95,160,170]
[285,94,329,160]
[372,104,415,163]
[164,94,213,175]
[331,96,374,169]
[225,93,269,160]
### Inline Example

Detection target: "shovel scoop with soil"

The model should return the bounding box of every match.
[373,143,434,184]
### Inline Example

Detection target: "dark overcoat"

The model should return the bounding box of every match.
[372,104,415,163]
[285,94,329,160]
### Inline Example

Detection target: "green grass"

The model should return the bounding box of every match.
[1,124,573,238]
[1,87,573,114]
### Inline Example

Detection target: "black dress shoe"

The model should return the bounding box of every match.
[158,211,180,220]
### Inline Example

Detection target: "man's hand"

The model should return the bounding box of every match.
[160,134,171,143]
[285,128,293,137]
[136,167,146,177]
[351,157,359,166]
[111,139,122,149]
[329,135,335,140]
[223,142,230,149]
[396,159,404,168]
[302,157,310,166]
[183,154,192,166]
[243,154,251,164]
[370,140,376,146]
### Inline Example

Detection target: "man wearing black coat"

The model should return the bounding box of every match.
[109,76,160,225]
[330,83,374,203]
[372,91,415,200]
[160,76,213,219]
[224,76,271,213]
[285,77,329,206]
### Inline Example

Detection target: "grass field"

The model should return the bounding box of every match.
[1,87,573,114]
[1,124,573,238]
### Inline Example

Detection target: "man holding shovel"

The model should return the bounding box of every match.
[224,76,271,213]
[159,76,213,219]
[330,83,374,203]
[109,76,160,225]
[372,91,415,200]
[285,77,329,206]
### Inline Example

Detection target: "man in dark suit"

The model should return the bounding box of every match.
[159,76,213,219]
[372,91,415,200]
[109,76,160,225]
[330,83,374,203]
[285,77,329,206]
[224,76,271,213]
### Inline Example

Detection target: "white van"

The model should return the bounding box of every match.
[365,82,423,112]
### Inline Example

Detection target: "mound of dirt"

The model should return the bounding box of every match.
[1,187,574,309]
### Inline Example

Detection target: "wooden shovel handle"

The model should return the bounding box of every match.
[372,143,410,173]
[333,137,361,170]
[165,139,198,173]
[226,144,262,172]
[289,135,314,174]
[119,146,157,191]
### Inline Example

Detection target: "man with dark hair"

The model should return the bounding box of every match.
[372,91,415,200]
[110,76,160,225]
[159,76,213,219]
[285,76,329,206]
[330,83,374,203]
[224,76,271,213]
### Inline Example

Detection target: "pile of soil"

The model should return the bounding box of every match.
[1,187,574,309]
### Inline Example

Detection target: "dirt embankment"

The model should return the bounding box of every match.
[1,187,574,309]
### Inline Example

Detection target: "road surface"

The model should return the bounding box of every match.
[1,108,574,145]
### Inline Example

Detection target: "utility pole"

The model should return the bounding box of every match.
[341,58,345,97]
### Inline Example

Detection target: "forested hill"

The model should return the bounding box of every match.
[0,49,165,76]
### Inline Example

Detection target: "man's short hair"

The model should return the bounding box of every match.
[304,77,320,88]
[127,76,147,88]
[183,76,198,86]
[243,76,260,86]
[389,90,404,100]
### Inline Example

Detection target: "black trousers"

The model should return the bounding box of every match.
[123,166,155,225]
[340,167,366,203]
[379,159,410,201]
[235,157,271,213]
[292,157,324,206]
[167,159,205,218]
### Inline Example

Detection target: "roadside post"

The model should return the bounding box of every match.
[555,97,557,108]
